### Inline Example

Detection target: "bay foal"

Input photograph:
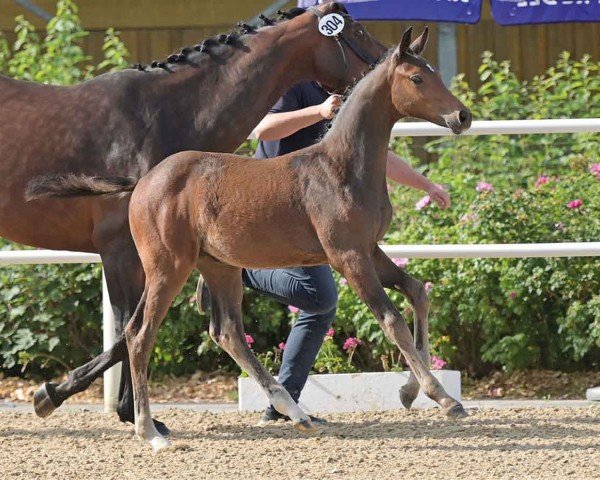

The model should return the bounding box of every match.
[29,27,471,451]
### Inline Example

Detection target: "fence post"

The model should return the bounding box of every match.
[102,268,120,413]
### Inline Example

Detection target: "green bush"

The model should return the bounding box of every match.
[1,1,598,379]
[383,165,600,375]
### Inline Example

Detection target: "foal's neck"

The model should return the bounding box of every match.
[150,19,318,155]
[322,63,400,187]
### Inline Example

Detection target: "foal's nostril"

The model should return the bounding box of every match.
[459,110,470,124]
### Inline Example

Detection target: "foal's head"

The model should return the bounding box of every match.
[301,2,387,92]
[388,28,472,134]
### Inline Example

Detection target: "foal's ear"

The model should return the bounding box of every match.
[393,27,413,64]
[410,26,429,56]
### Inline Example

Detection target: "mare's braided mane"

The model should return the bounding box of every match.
[130,8,306,73]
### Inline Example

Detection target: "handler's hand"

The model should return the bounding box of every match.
[427,184,451,209]
[319,95,343,120]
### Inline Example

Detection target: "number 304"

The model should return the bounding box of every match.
[320,16,343,35]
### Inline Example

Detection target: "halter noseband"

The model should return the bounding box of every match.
[308,7,380,71]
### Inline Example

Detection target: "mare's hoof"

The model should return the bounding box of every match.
[399,387,417,410]
[293,418,319,434]
[149,435,172,452]
[33,383,59,418]
[446,404,468,420]
[154,418,171,437]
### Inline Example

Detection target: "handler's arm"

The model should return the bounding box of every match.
[386,150,451,209]
[254,95,342,141]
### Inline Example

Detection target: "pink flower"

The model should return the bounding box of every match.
[278,342,286,351]
[509,291,517,300]
[415,194,431,211]
[590,163,600,180]
[534,176,550,188]
[567,199,583,210]
[326,328,335,337]
[424,282,433,293]
[431,355,446,370]
[245,334,254,346]
[342,337,362,351]
[392,257,409,269]
[476,181,494,193]
[288,305,300,314]
[339,277,348,286]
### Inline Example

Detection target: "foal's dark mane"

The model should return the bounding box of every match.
[130,7,307,74]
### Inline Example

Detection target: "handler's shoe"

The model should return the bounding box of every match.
[258,405,327,426]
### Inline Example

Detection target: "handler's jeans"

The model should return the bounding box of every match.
[242,265,338,403]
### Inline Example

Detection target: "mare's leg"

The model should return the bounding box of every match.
[372,246,430,409]
[329,247,465,417]
[33,226,170,434]
[202,260,316,432]
[33,242,139,414]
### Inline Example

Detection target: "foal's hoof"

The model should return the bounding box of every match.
[149,435,172,452]
[154,419,171,437]
[446,404,468,420]
[293,418,319,434]
[33,383,59,418]
[399,387,417,410]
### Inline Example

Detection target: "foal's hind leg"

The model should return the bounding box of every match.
[373,247,429,409]
[125,257,195,451]
[200,260,316,432]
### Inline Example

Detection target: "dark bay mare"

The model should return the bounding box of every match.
[28,27,472,451]
[0,2,386,433]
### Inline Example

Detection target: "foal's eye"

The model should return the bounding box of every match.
[411,75,423,85]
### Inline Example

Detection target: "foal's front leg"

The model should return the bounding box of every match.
[201,263,316,432]
[372,246,430,409]
[331,248,466,418]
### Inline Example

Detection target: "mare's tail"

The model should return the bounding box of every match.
[25,174,139,201]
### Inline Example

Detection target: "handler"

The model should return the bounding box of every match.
[247,80,451,424]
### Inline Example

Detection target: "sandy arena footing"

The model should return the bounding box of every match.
[1,405,599,479]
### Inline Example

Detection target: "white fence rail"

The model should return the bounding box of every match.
[391,118,600,137]
[381,243,600,259]
[2,118,599,412]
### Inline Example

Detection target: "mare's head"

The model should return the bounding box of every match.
[388,27,472,134]
[296,2,387,92]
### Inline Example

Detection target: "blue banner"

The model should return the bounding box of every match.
[298,1,482,24]
[491,0,600,25]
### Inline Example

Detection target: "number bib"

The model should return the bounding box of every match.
[318,13,345,37]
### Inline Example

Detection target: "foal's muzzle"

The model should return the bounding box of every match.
[443,109,472,135]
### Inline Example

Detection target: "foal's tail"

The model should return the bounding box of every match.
[25,174,139,201]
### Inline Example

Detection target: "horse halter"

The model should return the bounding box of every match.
[308,7,381,71]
